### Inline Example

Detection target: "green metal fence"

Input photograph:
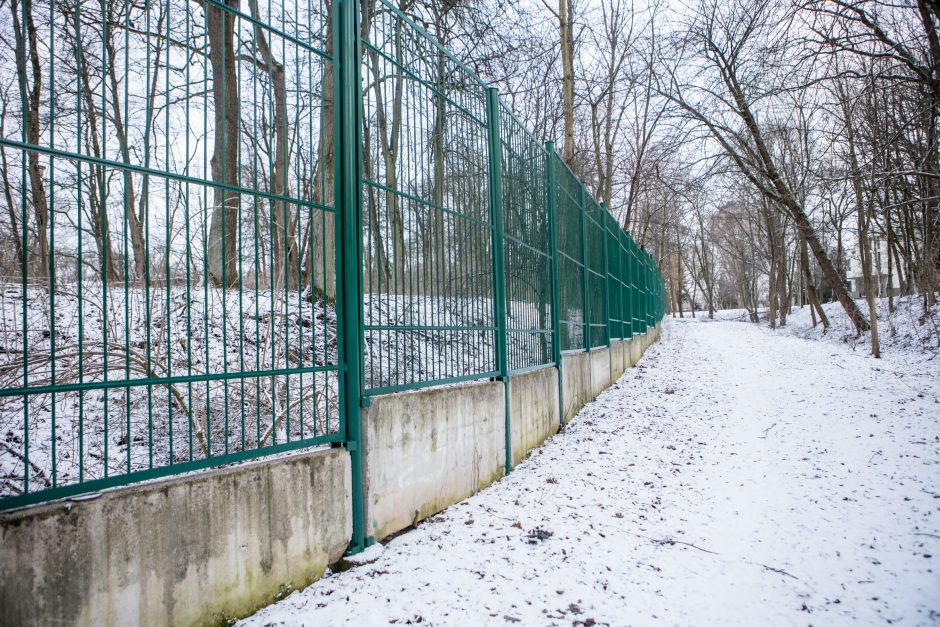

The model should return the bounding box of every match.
[358,0,496,394]
[0,0,345,511]
[0,0,665,549]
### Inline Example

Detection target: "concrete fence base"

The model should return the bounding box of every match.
[0,448,351,627]
[0,323,662,626]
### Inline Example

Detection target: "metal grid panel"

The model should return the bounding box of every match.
[360,0,496,394]
[583,196,607,349]
[628,237,640,334]
[0,0,668,512]
[499,104,553,373]
[620,230,632,339]
[0,0,340,509]
[605,213,622,341]
[552,153,585,352]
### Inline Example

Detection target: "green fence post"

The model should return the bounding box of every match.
[600,205,611,349]
[646,252,652,330]
[648,253,654,328]
[622,232,629,340]
[545,143,563,426]
[633,241,641,335]
[651,256,656,326]
[579,186,590,353]
[337,0,367,554]
[485,87,510,476]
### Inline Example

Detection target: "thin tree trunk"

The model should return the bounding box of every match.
[801,233,829,329]
[839,81,881,355]
[249,0,298,290]
[0,101,23,266]
[10,0,49,282]
[206,0,241,288]
[559,0,575,164]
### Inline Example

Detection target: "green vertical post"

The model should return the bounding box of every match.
[633,241,639,334]
[648,253,654,328]
[643,250,648,329]
[545,142,563,426]
[579,186,590,353]
[485,87,510,475]
[623,233,631,340]
[650,255,657,327]
[600,205,611,348]
[337,0,367,554]
[647,254,652,328]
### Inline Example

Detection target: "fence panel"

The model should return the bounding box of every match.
[499,106,553,373]
[553,154,586,352]
[620,230,632,339]
[359,0,496,394]
[0,0,342,509]
[583,196,607,349]
[606,213,622,341]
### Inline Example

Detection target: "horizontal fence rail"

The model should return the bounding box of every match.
[0,0,665,517]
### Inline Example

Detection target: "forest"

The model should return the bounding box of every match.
[452,0,940,354]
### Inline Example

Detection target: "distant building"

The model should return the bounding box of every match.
[845,236,901,298]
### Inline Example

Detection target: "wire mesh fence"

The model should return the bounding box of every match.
[553,153,587,352]
[499,104,553,373]
[0,0,343,509]
[0,0,665,511]
[359,0,497,394]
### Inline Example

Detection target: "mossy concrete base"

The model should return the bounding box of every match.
[590,347,612,398]
[0,448,351,627]
[610,340,625,382]
[561,351,591,423]
[362,380,506,541]
[509,366,560,467]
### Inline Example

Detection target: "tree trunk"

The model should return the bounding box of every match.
[10,0,49,282]
[206,0,241,288]
[839,82,881,353]
[726,75,870,332]
[559,0,575,164]
[249,0,298,291]
[801,233,829,329]
[886,215,896,314]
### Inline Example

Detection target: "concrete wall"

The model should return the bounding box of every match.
[0,448,351,627]
[622,338,634,370]
[631,333,644,365]
[361,380,506,541]
[610,340,625,382]
[590,347,612,398]
[508,367,560,467]
[560,351,591,423]
[363,367,563,542]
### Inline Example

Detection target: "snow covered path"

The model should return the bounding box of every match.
[242,319,940,626]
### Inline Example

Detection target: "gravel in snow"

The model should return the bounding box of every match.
[240,316,940,626]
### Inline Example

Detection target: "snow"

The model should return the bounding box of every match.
[0,284,341,497]
[710,294,939,369]
[239,308,940,626]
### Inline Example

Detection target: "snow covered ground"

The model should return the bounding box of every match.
[240,313,939,626]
